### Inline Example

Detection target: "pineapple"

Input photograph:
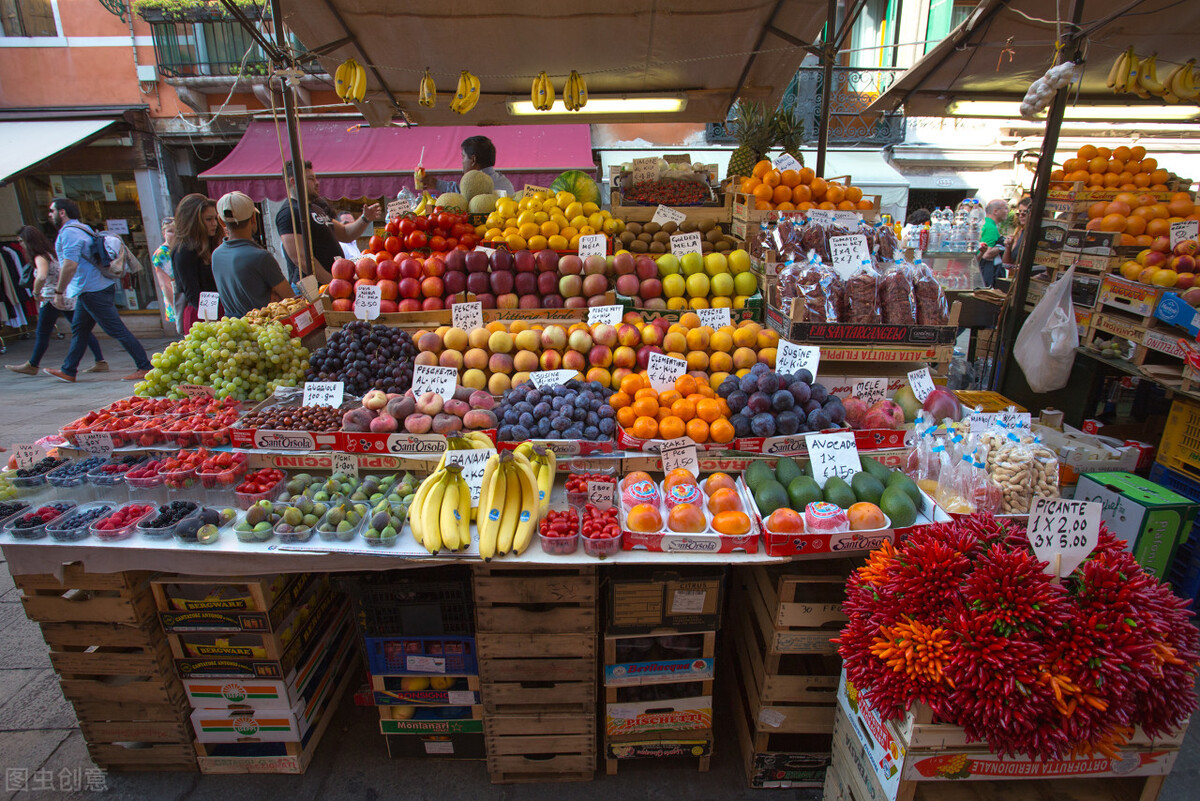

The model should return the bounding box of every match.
[725,100,774,180]
[772,109,805,168]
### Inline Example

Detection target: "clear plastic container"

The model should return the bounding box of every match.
[91,503,156,542]
[566,461,618,508]
[46,502,115,542]
[164,424,232,449]
[273,498,316,544]
[161,465,199,498]
[233,470,287,510]
[316,499,369,542]
[539,529,580,555]
[126,472,169,506]
[581,529,621,558]
[135,500,201,540]
[11,458,68,494]
[360,500,406,547]
[4,501,76,540]
[197,456,248,506]
[233,504,278,543]
[109,421,163,449]
[47,456,107,503]
[173,507,235,545]
[87,456,148,500]
[0,501,30,529]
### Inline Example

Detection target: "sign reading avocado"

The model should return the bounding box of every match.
[805,431,860,487]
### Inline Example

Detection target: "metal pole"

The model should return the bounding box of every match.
[269,0,314,281]
[816,0,838,177]
[996,0,1085,391]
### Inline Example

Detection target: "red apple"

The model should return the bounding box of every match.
[466,272,490,295]
[514,272,538,296]
[536,271,559,295]
[443,271,467,295]
[398,298,421,312]
[635,256,658,281]
[541,294,564,308]
[377,279,399,301]
[421,276,444,298]
[475,293,496,309]
[421,297,444,311]
[497,293,519,309]
[636,344,663,369]
[613,252,635,276]
[379,299,398,313]
[331,298,353,312]
[465,250,489,273]
[399,258,423,280]
[535,249,559,273]
[519,294,541,309]
[331,258,355,281]
[491,249,513,273]
[328,278,353,299]
[376,259,398,281]
[398,277,421,299]
[490,271,515,295]
[559,255,583,275]
[513,249,536,273]
[640,278,662,299]
[424,259,446,278]
[615,274,640,296]
[355,256,377,280]
[444,250,468,273]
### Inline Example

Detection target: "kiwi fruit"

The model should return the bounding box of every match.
[653,231,670,244]
[698,219,717,233]
[630,239,649,252]
[680,220,698,233]
[626,222,642,235]
[715,240,732,252]
[701,241,714,253]
[705,229,724,243]
[619,231,636,246]
[648,241,666,253]
[644,221,661,234]
[662,221,678,234]
[637,232,653,243]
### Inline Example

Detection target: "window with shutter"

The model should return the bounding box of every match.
[0,0,57,37]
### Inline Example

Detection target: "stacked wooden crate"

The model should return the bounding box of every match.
[474,565,598,784]
[17,565,196,772]
[728,562,854,789]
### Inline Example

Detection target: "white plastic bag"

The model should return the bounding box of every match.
[1014,265,1078,392]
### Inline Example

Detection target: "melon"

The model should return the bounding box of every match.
[435,192,467,210]
[469,193,499,213]
[459,170,494,201]
[550,170,600,205]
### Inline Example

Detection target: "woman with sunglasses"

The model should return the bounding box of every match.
[1003,197,1033,274]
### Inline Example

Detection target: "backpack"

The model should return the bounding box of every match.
[64,222,143,280]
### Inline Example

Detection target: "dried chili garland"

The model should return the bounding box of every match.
[838,514,1199,760]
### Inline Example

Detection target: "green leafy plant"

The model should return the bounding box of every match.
[133,0,267,19]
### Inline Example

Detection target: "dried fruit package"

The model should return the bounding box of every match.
[878,259,916,325]
[843,259,880,324]
[795,257,843,322]
[799,221,831,262]
[875,222,900,261]
[913,259,949,325]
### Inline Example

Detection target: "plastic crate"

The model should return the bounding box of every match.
[1156,398,1200,482]
[342,567,474,638]
[364,635,478,675]
[1149,463,1200,605]
[1149,462,1200,501]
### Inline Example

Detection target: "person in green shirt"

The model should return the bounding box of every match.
[979,199,1009,286]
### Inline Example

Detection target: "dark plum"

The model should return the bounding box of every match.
[718,377,740,398]
[751,363,769,375]
[757,372,780,394]
[775,410,801,436]
[730,413,752,438]
[747,391,772,415]
[793,369,813,385]
[726,390,749,413]
[807,408,831,430]
[803,399,821,414]
[739,374,760,394]
[771,389,795,412]
[750,412,777,438]
[824,400,846,425]
[788,381,811,405]
[810,383,829,404]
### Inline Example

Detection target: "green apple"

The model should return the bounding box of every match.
[734,271,759,296]
[685,273,710,298]
[703,252,729,276]
[681,252,704,276]
[728,249,751,274]
[655,253,681,277]
[710,273,735,297]
[662,274,686,298]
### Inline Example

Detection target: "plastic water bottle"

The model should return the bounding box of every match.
[968,199,986,246]
[927,210,944,251]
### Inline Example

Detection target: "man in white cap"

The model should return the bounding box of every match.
[211,191,294,318]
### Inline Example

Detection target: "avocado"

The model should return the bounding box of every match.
[880,485,918,527]
[850,472,885,505]
[887,471,923,508]
[787,476,823,512]
[754,480,790,517]
[859,455,893,484]
[744,461,775,492]
[774,456,804,487]
[822,476,857,510]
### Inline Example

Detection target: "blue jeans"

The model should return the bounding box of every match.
[62,285,151,376]
[31,302,103,368]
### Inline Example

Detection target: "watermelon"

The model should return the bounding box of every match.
[550,170,599,205]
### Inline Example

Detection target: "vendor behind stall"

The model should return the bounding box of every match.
[415,135,515,197]
[212,192,294,318]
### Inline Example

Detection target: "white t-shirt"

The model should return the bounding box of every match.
[39,256,75,310]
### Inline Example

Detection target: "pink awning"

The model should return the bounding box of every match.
[199,120,596,201]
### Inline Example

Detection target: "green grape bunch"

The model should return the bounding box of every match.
[135,319,310,402]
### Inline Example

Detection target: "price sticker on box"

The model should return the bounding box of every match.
[829,234,871,270]
[354,284,381,320]
[452,301,483,332]
[197,291,221,322]
[588,305,624,326]
[646,353,687,392]
[650,205,687,226]
[577,234,608,258]
[805,431,859,486]
[303,381,344,408]
[776,339,820,379]
[529,370,577,390]
[659,438,699,477]
[773,153,802,172]
[1170,219,1198,250]
[631,157,659,185]
[406,655,445,673]
[670,588,708,614]
[1028,498,1101,578]
[179,384,215,398]
[76,432,113,455]
[853,378,887,406]
[411,365,458,403]
[669,231,703,256]
[298,275,320,302]
[13,444,40,469]
[387,198,411,219]
[588,480,615,510]
[445,448,496,506]
[331,451,358,479]
[907,367,935,403]
[697,307,731,328]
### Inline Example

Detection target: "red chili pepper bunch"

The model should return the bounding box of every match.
[839,514,1200,761]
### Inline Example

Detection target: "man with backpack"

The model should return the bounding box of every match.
[42,198,152,383]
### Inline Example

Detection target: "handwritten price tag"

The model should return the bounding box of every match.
[577,234,607,258]
[588,480,615,510]
[76,432,113,455]
[833,210,863,227]
[806,209,836,224]
[659,438,699,477]
[646,353,687,392]
[1028,498,1101,578]
[412,365,457,403]
[529,370,577,390]
[773,153,802,172]
[523,184,552,197]
[965,411,1032,432]
[445,448,496,506]
[776,340,820,379]
[588,305,624,325]
[650,205,687,226]
[697,307,731,328]
[331,451,358,479]
[631,157,659,185]
[387,198,411,218]
[452,301,483,332]
[805,431,860,487]
[13,444,40,469]
[298,275,320,301]
[829,234,871,270]
[853,378,887,406]
[178,384,214,398]
[907,367,935,403]
[670,231,703,256]
[354,284,381,320]
[198,292,220,322]
[303,381,344,408]
[1170,219,1198,250]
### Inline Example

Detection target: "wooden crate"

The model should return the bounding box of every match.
[484,679,595,716]
[18,568,157,625]
[736,563,854,660]
[605,730,712,775]
[1085,313,1190,367]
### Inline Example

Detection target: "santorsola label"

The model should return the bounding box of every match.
[253,431,316,450]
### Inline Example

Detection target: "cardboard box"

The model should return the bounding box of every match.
[1154,291,1200,336]
[762,307,959,348]
[606,731,713,760]
[606,568,724,634]
[606,696,712,736]
[1075,472,1197,579]
[371,674,480,706]
[1034,217,1070,252]
[1098,274,1166,318]
[385,732,485,759]
[155,574,318,633]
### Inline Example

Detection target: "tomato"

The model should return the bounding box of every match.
[450,223,470,239]
[368,235,384,252]
[406,230,428,250]
[413,216,430,231]
[444,237,458,250]
[384,236,402,255]
[431,227,446,239]
[436,212,456,230]
[428,235,446,252]
[398,218,415,236]
[385,220,399,236]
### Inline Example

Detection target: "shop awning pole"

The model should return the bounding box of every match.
[268,0,314,281]
[815,0,837,176]
[996,0,1085,392]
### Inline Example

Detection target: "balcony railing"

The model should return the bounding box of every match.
[148,19,318,79]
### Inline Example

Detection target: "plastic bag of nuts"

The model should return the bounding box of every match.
[989,435,1036,514]
[1029,438,1061,502]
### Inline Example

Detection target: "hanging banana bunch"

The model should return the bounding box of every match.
[450,70,480,114]
[563,70,588,111]
[1163,59,1199,103]
[418,67,436,108]
[334,59,366,103]
[1108,47,1199,103]
[531,71,555,111]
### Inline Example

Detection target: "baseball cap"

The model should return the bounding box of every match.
[217,191,258,223]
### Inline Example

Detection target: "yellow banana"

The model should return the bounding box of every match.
[1116,51,1138,93]
[452,71,469,113]
[439,470,461,551]
[335,60,353,101]
[1106,48,1127,91]
[1138,55,1165,96]
[454,472,471,550]
[477,453,506,560]
[509,456,539,555]
[419,68,436,108]
[495,462,522,555]
[1169,59,1199,101]
[420,471,448,553]
[408,466,445,544]
[530,445,553,514]
[458,71,480,113]
[574,71,588,110]
[531,74,542,107]
[534,71,554,111]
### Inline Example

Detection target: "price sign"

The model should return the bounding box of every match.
[445,448,496,506]
[907,367,935,403]
[697,307,731,328]
[650,205,687,226]
[1170,219,1198,250]
[646,352,687,392]
[806,209,836,224]
[76,432,113,455]
[587,480,615,510]
[451,301,483,332]
[1028,498,1101,578]
[303,381,344,408]
[853,378,887,406]
[773,153,802,172]
[829,234,871,269]
[833,210,863,227]
[659,438,699,477]
[588,305,624,325]
[631,157,659,185]
[965,411,1032,432]
[529,370,577,390]
[609,164,624,186]
[474,244,496,256]
[13,444,40,469]
[411,365,458,403]
[197,291,221,322]
[298,275,320,301]
[331,451,358,479]
[577,234,607,258]
[387,198,411,218]
[669,231,703,256]
[105,218,129,235]
[523,184,552,197]
[805,431,860,486]
[354,284,381,320]
[179,384,214,398]
[776,339,820,379]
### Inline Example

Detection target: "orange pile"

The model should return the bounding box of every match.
[611,374,736,444]
[738,160,873,213]
[1085,190,1198,247]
